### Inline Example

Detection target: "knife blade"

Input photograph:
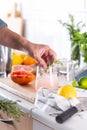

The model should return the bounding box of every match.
[0,119,13,124]
[55,98,87,123]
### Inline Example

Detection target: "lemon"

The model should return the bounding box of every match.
[12,53,23,65]
[78,77,87,89]
[20,53,27,59]
[58,85,77,99]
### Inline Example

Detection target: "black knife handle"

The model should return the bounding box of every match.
[55,106,78,123]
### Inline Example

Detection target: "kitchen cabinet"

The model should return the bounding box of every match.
[33,119,54,130]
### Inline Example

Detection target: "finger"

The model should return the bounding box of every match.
[36,56,47,68]
[48,49,57,61]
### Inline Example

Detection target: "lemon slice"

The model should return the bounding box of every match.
[58,85,77,99]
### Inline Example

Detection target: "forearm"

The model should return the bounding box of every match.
[0,26,33,53]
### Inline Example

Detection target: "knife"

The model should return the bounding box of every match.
[0,119,13,124]
[55,98,87,123]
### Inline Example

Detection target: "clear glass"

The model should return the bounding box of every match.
[57,59,75,86]
[35,66,58,91]
[0,46,6,77]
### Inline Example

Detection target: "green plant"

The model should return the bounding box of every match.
[58,14,85,64]
[72,32,87,63]
[0,100,25,121]
[40,59,63,76]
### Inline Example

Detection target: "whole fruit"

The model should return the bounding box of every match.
[78,76,87,89]
[23,55,37,65]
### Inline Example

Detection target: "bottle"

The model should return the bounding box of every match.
[0,46,6,77]
[6,47,12,76]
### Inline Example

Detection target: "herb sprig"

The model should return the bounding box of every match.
[40,59,63,76]
[0,100,25,121]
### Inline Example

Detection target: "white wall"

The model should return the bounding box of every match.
[0,0,87,59]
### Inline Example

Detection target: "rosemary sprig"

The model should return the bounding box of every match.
[40,59,63,76]
[0,100,25,121]
[54,59,63,66]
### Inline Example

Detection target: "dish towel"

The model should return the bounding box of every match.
[35,88,81,116]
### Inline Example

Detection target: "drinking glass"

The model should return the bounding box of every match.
[0,46,6,77]
[57,59,75,86]
[35,66,58,91]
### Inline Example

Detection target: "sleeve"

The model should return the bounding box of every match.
[0,19,7,28]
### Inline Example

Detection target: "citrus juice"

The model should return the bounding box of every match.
[35,70,58,91]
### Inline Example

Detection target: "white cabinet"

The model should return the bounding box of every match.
[33,119,54,130]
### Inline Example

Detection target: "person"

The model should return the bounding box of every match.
[0,19,57,68]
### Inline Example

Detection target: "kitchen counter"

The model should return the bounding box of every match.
[32,107,87,130]
[0,77,36,103]
[0,78,87,130]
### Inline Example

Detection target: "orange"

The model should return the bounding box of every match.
[10,70,35,85]
[23,55,37,65]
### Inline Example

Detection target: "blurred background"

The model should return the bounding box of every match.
[0,0,87,60]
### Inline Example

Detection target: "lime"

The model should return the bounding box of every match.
[78,76,87,89]
[58,85,77,99]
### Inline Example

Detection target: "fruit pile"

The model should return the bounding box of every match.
[12,52,37,66]
[10,51,37,85]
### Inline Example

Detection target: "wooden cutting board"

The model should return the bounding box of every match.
[0,78,36,103]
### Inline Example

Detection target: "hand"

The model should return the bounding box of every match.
[27,43,57,68]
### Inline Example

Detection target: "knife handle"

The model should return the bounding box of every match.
[56,106,78,123]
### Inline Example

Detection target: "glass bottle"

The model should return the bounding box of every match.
[5,47,12,76]
[0,46,6,77]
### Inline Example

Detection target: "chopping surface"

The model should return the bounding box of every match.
[0,77,36,103]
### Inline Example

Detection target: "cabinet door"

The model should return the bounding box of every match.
[0,111,33,130]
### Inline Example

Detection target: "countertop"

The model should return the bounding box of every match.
[0,77,87,130]
[0,77,36,103]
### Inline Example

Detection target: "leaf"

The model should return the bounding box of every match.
[0,100,25,121]
[40,59,63,76]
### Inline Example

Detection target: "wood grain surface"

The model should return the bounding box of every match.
[0,77,36,103]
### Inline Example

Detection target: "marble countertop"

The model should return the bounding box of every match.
[0,78,87,130]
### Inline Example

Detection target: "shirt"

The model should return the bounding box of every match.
[0,19,7,28]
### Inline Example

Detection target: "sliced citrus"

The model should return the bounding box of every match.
[12,65,33,72]
[58,85,77,99]
[10,70,35,85]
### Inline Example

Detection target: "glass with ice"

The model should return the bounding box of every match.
[35,66,58,91]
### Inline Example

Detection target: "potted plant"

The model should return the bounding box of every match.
[58,14,85,65]
[72,32,87,64]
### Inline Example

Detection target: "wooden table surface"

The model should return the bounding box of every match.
[0,77,36,103]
